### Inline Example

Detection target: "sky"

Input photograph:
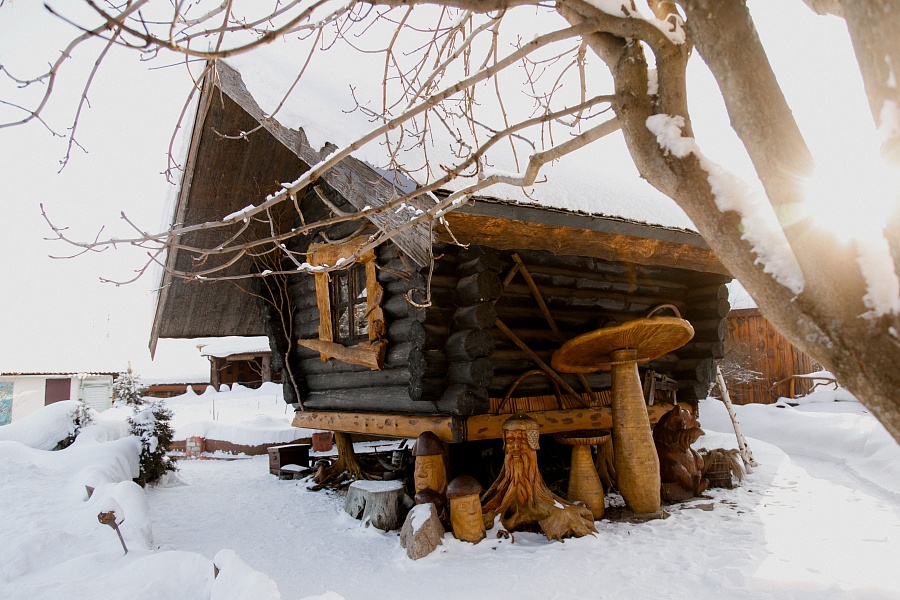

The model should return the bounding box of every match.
[0,1,880,380]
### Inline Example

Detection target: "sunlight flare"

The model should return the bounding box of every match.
[801,150,899,245]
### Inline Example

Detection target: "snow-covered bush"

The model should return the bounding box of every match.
[128,399,177,486]
[54,400,95,450]
[113,365,147,407]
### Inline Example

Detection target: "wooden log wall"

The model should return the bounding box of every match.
[487,249,730,405]
[430,246,500,415]
[276,192,731,415]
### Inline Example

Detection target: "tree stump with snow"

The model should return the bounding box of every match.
[400,503,444,560]
[344,480,409,531]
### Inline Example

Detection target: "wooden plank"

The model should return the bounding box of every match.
[465,402,690,441]
[292,410,459,441]
[289,402,690,443]
[297,339,386,370]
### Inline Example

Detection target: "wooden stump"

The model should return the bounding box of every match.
[344,480,409,531]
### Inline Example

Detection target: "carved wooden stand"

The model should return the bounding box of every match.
[555,430,609,519]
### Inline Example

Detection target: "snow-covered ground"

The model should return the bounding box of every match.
[1,385,899,599]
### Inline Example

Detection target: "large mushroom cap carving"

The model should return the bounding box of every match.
[551,315,694,374]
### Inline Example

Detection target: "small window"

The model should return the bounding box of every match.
[331,264,369,343]
[300,236,387,370]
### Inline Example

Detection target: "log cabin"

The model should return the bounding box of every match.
[150,60,732,476]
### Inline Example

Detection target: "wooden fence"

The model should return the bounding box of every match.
[721,308,815,404]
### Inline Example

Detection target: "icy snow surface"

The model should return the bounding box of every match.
[1,384,899,598]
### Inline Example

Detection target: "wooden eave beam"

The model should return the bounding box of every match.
[439,209,730,276]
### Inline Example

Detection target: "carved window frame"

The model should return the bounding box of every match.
[299,236,386,370]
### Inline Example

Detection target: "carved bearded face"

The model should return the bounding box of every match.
[503,428,540,459]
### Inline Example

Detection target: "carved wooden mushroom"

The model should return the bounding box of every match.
[412,431,448,495]
[554,430,610,520]
[551,306,694,515]
[446,475,485,543]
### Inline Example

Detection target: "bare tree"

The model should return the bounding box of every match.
[3,0,899,441]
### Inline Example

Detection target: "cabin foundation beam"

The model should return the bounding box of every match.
[290,403,689,444]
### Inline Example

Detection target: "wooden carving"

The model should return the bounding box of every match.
[653,405,709,501]
[412,432,448,495]
[447,475,485,544]
[481,412,596,541]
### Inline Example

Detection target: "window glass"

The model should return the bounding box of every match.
[331,263,369,343]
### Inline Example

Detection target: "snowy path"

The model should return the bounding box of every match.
[146,434,900,600]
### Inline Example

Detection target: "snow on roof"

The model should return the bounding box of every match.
[0,372,117,379]
[198,336,272,358]
[224,6,697,233]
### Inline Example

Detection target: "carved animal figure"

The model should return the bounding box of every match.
[653,405,708,501]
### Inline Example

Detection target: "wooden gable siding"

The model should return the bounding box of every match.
[216,62,433,267]
[154,88,309,341]
[723,308,815,404]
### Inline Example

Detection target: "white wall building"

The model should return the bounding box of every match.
[0,373,115,425]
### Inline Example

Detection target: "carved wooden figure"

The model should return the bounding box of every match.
[446,475,485,543]
[555,430,609,519]
[412,431,448,495]
[654,405,709,501]
[481,412,596,541]
[552,305,695,515]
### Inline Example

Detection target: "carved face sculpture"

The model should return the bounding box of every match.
[412,431,448,495]
[449,494,485,543]
[414,454,448,495]
[503,412,540,460]
[447,475,484,544]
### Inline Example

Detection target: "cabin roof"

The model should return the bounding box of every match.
[150,60,729,353]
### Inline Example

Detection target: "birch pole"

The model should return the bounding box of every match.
[716,365,757,472]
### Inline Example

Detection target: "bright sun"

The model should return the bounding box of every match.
[801,148,899,245]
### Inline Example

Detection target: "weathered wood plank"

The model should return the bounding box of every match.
[439,211,729,276]
[306,367,411,391]
[291,409,458,441]
[464,402,693,441]
[301,388,440,413]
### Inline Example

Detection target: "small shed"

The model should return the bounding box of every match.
[198,336,280,390]
[722,308,816,404]
[0,372,115,424]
